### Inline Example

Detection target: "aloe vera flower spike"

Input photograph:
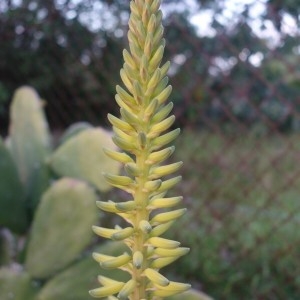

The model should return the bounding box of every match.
[90,0,190,299]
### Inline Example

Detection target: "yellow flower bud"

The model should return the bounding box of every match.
[112,227,134,241]
[149,115,175,136]
[150,160,182,178]
[153,282,191,297]
[150,0,161,14]
[103,173,134,187]
[113,127,135,144]
[152,27,164,54]
[96,200,119,213]
[157,176,182,193]
[120,107,139,126]
[133,80,143,105]
[139,220,152,233]
[149,45,164,70]
[152,128,180,149]
[142,3,150,24]
[148,196,183,209]
[144,32,153,58]
[116,84,135,105]
[146,146,175,165]
[150,221,174,237]
[150,208,187,225]
[115,94,135,113]
[89,282,125,298]
[155,85,172,105]
[103,148,133,164]
[144,268,169,286]
[147,14,157,33]
[115,200,136,212]
[148,237,180,249]
[92,226,117,239]
[93,252,116,263]
[138,132,147,149]
[107,114,133,132]
[122,50,137,71]
[147,69,161,93]
[145,99,159,120]
[144,179,162,192]
[112,136,136,152]
[97,275,124,286]
[154,247,190,258]
[130,1,139,16]
[120,68,133,93]
[151,256,180,269]
[123,63,136,82]
[159,61,170,78]
[118,279,136,300]
[140,55,149,83]
[133,251,144,269]
[101,252,131,270]
[152,101,173,123]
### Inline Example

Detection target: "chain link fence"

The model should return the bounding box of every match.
[1,0,300,299]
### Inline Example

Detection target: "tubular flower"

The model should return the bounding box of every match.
[90,0,190,299]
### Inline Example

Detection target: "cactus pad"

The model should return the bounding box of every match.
[50,127,121,192]
[25,178,98,279]
[0,137,27,233]
[9,86,51,210]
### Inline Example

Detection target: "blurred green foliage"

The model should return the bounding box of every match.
[163,130,300,299]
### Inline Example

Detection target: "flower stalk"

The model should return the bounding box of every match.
[90,0,190,299]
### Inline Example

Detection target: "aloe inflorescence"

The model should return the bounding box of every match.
[90,0,190,299]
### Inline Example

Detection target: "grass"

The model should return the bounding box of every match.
[161,129,300,299]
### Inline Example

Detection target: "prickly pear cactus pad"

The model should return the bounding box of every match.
[0,137,27,233]
[90,0,190,299]
[50,127,121,192]
[9,85,51,210]
[25,178,98,279]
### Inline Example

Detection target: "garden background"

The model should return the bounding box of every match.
[1,0,300,299]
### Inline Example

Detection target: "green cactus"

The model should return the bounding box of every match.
[9,86,51,211]
[25,178,99,279]
[0,137,27,234]
[50,128,121,192]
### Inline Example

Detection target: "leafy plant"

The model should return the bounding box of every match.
[89,0,194,299]
[0,86,123,299]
